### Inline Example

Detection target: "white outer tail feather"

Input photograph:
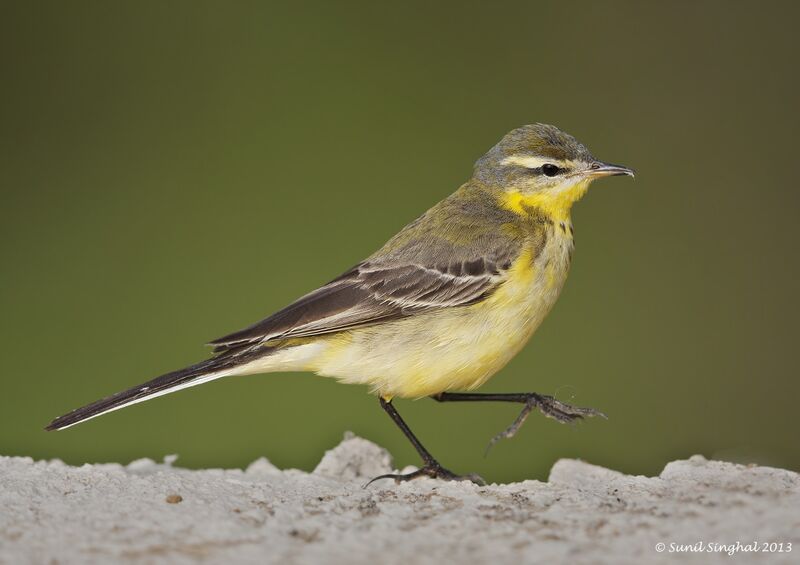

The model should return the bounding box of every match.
[51,368,240,431]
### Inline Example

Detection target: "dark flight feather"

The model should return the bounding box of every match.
[46,345,266,431]
[208,258,507,352]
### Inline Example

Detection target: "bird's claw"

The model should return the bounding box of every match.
[364,463,485,488]
[533,393,607,423]
[485,393,606,455]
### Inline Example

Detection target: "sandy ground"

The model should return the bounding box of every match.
[1,433,798,565]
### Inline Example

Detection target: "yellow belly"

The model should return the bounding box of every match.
[302,226,574,398]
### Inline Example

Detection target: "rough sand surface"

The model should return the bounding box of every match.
[1,433,798,564]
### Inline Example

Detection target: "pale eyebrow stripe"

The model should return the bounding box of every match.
[500,155,564,169]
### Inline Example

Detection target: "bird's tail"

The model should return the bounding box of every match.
[45,348,265,431]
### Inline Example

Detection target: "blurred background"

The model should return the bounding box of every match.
[2,1,798,483]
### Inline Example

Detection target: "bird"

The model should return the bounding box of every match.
[47,123,634,485]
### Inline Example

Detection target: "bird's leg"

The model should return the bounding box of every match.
[365,397,485,487]
[431,392,606,454]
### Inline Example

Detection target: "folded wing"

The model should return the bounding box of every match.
[208,256,511,353]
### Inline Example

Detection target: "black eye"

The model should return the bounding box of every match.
[542,164,560,177]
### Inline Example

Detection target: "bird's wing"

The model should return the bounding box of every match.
[208,256,513,352]
[209,186,533,353]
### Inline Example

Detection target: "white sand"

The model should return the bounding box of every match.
[1,433,798,564]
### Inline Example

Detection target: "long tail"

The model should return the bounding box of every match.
[46,348,265,431]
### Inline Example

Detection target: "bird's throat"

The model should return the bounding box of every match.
[500,181,590,222]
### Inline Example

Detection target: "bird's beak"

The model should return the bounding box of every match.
[587,161,635,179]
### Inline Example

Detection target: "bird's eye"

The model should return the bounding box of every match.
[542,164,561,177]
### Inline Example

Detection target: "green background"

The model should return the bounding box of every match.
[2,1,798,484]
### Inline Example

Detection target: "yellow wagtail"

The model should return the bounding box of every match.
[47,124,633,484]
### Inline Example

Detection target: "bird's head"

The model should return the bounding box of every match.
[473,123,634,220]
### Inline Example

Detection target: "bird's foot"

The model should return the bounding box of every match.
[485,393,606,455]
[364,463,485,488]
[531,393,606,424]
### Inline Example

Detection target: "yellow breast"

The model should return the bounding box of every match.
[308,223,575,398]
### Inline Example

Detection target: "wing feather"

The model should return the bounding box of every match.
[208,189,532,353]
[208,257,510,352]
